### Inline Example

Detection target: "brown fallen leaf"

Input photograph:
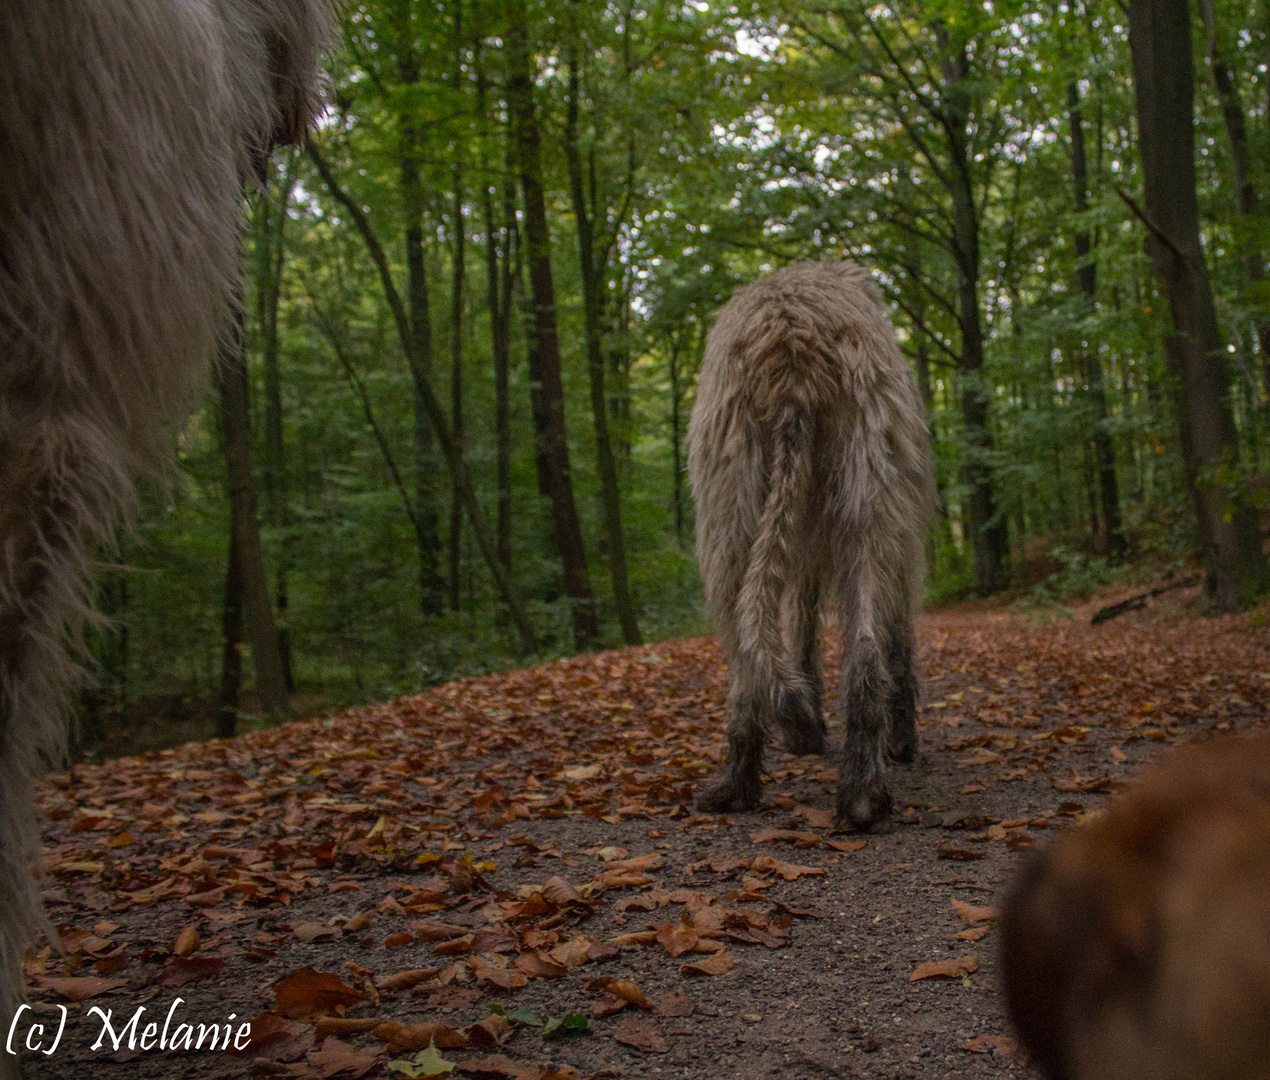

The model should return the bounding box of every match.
[951,899,998,923]
[909,954,980,981]
[273,967,367,1020]
[952,925,990,942]
[372,1020,470,1052]
[293,921,338,943]
[613,1016,668,1054]
[547,935,595,967]
[303,1035,380,1078]
[469,955,529,990]
[384,931,414,949]
[964,1035,1018,1056]
[172,924,200,957]
[464,1014,513,1050]
[314,1017,383,1039]
[749,854,825,881]
[376,967,439,992]
[681,950,735,977]
[795,805,835,829]
[513,951,569,979]
[608,931,658,946]
[937,845,986,862]
[28,975,127,1002]
[655,921,698,958]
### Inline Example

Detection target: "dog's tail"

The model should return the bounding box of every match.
[736,400,814,695]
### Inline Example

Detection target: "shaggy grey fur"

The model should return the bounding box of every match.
[0,0,334,1041]
[688,261,935,830]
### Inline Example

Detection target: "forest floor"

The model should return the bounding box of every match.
[18,583,1270,1080]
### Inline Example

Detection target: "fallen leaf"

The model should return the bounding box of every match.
[469,956,528,990]
[964,1035,1018,1056]
[652,991,695,1017]
[825,839,867,853]
[951,899,998,923]
[749,828,821,847]
[680,950,735,976]
[172,924,200,956]
[936,846,986,862]
[294,921,338,943]
[28,976,126,1002]
[374,1021,471,1053]
[387,1039,457,1076]
[274,967,367,1020]
[909,954,980,981]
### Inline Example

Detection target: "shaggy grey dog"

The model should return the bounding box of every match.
[688,261,935,829]
[0,0,333,1043]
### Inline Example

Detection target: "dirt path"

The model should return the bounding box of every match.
[18,589,1270,1079]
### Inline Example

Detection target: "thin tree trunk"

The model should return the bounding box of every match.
[254,157,297,690]
[448,0,466,613]
[1129,0,1269,609]
[216,304,291,719]
[477,52,516,574]
[669,331,684,547]
[1069,81,1127,557]
[309,142,539,653]
[565,52,641,646]
[216,530,245,738]
[941,43,1010,594]
[1198,0,1270,408]
[506,0,599,648]
[394,0,446,615]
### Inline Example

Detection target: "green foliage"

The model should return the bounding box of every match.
[83,0,1270,750]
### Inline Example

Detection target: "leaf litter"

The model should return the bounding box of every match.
[21,598,1270,1077]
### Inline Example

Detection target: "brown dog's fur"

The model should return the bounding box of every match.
[1001,734,1270,1080]
[687,261,935,829]
[0,0,333,1035]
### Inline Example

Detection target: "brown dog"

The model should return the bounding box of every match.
[687,261,935,829]
[0,0,333,1043]
[1001,734,1270,1080]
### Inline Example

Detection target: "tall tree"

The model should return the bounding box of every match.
[564,36,642,646]
[216,305,291,720]
[252,155,298,690]
[1068,80,1126,557]
[447,0,467,612]
[392,0,447,615]
[1128,0,1269,609]
[1198,0,1270,402]
[506,0,600,647]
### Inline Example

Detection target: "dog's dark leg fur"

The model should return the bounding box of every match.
[886,623,918,764]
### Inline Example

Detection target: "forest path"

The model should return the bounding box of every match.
[21,588,1270,1079]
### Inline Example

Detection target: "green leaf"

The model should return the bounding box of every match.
[385,1039,456,1076]
[543,1013,589,1039]
[488,1003,542,1026]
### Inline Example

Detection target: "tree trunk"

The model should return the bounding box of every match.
[216,529,245,738]
[1129,0,1269,609]
[394,0,446,615]
[669,331,684,547]
[941,44,1010,594]
[447,0,466,613]
[477,52,516,575]
[253,157,297,690]
[565,53,641,646]
[506,0,599,648]
[1198,0,1270,406]
[216,305,291,719]
[1069,81,1127,557]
